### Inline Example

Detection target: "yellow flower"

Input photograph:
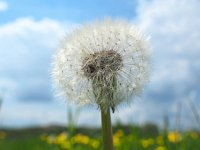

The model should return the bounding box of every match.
[113,129,124,146]
[114,129,124,138]
[81,136,90,145]
[155,146,167,150]
[190,132,198,140]
[73,134,90,145]
[113,135,120,146]
[90,139,100,149]
[141,138,154,148]
[168,131,182,143]
[55,132,68,144]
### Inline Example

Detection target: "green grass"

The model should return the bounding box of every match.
[0,124,200,150]
[0,126,63,150]
[0,135,60,150]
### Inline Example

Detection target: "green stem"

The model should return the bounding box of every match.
[101,108,114,150]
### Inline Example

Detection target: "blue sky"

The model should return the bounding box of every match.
[0,0,200,129]
[0,0,137,23]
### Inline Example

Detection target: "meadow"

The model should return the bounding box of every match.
[0,124,199,150]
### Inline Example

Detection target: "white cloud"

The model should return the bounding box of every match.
[0,18,69,100]
[1,100,68,128]
[133,0,200,129]
[137,0,200,92]
[0,1,8,11]
[137,0,200,56]
[0,18,76,127]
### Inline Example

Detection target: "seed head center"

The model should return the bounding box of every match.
[82,50,122,78]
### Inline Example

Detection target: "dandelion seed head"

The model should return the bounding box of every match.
[82,50,122,79]
[52,19,150,112]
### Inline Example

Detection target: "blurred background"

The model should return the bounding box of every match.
[0,0,200,131]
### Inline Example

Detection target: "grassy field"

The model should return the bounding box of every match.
[0,124,200,150]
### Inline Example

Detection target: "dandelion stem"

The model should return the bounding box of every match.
[101,108,114,150]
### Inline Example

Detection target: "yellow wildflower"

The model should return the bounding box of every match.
[55,132,68,144]
[114,129,124,138]
[90,139,100,149]
[141,138,154,148]
[73,134,90,145]
[168,131,182,143]
[113,129,124,146]
[113,135,120,146]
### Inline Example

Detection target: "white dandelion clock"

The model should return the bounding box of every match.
[52,19,150,150]
[52,19,149,111]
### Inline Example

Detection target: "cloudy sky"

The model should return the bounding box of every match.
[0,0,200,129]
